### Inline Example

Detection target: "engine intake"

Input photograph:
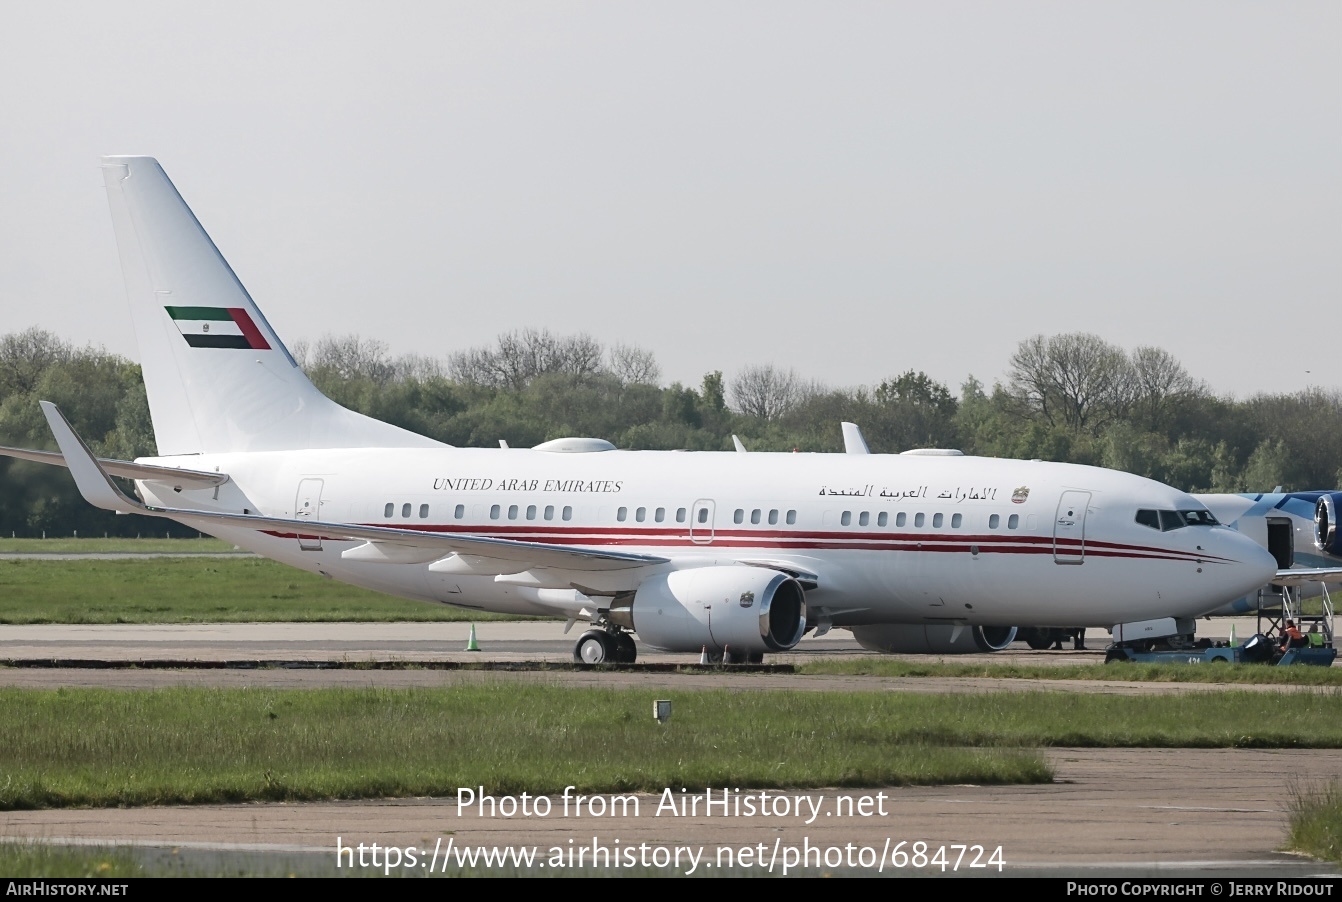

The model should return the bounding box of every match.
[1316,494,1342,557]
[611,566,806,655]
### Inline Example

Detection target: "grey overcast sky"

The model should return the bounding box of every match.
[1,2,1337,398]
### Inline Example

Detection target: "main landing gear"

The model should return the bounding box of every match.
[573,629,637,665]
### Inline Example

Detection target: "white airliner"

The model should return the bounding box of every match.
[0,157,1280,663]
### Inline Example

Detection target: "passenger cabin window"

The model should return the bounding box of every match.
[841,511,852,526]
[896,512,907,527]
[402,503,411,518]
[544,505,554,520]
[914,512,925,527]
[989,513,1000,529]
[951,513,962,528]
[877,512,888,527]
[455,504,465,519]
[768,509,778,525]
[490,505,501,520]
[419,504,429,519]
[677,508,687,523]
[1008,514,1019,529]
[562,506,573,521]
[384,503,394,518]
[636,507,646,522]
[526,505,537,520]
[787,510,797,525]
[932,513,943,528]
[751,509,761,525]
[617,507,628,522]
[655,507,665,523]
[859,512,870,526]
[698,508,709,524]
[733,509,744,524]
[508,504,518,520]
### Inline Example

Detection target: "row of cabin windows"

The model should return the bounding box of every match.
[385,502,432,519]
[829,510,1020,530]
[382,502,575,521]
[836,510,963,528]
[616,506,688,523]
[730,508,801,526]
[489,504,574,521]
[383,502,1020,531]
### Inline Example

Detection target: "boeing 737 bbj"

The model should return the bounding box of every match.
[0,157,1279,663]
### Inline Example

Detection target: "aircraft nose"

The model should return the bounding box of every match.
[1209,530,1279,607]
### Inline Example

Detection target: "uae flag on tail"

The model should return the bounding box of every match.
[164,306,271,350]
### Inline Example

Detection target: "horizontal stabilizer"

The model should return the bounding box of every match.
[40,401,667,574]
[0,443,228,490]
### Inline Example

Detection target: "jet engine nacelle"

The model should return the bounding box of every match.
[1315,494,1342,557]
[849,624,1018,654]
[612,566,807,655]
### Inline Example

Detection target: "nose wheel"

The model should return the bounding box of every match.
[573,629,637,664]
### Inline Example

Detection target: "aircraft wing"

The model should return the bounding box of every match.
[38,401,667,574]
[0,444,229,490]
[1272,568,1342,587]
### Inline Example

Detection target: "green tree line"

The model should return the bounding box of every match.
[2,326,1339,537]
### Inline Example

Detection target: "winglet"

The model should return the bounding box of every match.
[841,422,870,454]
[39,401,144,515]
[732,435,748,453]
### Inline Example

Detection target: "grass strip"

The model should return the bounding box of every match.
[0,685,1058,809]
[1286,780,1342,864]
[0,843,144,879]
[0,558,532,623]
[800,658,1342,685]
[6,686,1342,810]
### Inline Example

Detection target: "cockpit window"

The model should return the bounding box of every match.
[1180,509,1219,527]
[1159,510,1188,531]
[1137,508,1219,531]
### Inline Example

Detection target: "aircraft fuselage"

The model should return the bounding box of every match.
[137,446,1276,629]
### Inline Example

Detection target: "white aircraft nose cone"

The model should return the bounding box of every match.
[1210,532,1280,608]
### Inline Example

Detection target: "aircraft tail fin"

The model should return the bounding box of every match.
[100,156,443,455]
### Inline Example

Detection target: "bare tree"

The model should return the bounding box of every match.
[302,335,397,384]
[607,342,661,386]
[1128,346,1202,430]
[394,352,447,382]
[449,329,606,390]
[1008,333,1135,433]
[730,364,800,420]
